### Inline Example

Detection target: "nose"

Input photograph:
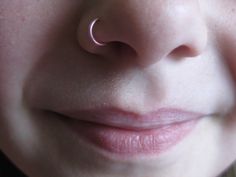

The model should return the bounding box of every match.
[78,0,208,67]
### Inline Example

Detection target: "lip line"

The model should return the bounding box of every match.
[56,107,205,130]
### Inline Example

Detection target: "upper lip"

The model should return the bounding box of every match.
[57,107,205,130]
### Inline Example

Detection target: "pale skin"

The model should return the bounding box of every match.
[0,0,236,177]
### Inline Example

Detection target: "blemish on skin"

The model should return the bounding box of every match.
[21,17,26,22]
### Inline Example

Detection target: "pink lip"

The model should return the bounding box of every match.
[59,107,205,157]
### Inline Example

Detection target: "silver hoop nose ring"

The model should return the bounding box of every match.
[89,18,106,46]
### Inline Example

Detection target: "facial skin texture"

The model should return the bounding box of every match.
[1,0,236,177]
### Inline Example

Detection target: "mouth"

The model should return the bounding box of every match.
[54,107,205,157]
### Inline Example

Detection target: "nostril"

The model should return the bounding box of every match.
[108,41,137,59]
[169,45,199,60]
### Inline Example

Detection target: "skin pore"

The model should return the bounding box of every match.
[0,0,236,177]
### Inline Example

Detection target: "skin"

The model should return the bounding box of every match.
[0,0,236,177]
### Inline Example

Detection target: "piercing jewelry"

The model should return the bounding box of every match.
[89,18,106,46]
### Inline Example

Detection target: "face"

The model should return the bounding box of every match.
[1,0,236,177]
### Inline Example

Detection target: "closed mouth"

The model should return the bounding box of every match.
[52,107,205,157]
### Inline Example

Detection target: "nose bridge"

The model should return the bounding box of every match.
[80,0,207,67]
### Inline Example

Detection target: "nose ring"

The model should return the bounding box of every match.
[89,18,106,46]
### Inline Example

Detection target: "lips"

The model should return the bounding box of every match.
[56,107,205,157]
[59,107,203,129]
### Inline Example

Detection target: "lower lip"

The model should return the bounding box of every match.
[66,118,199,157]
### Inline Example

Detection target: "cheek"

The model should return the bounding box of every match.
[221,17,236,140]
[213,6,236,83]
[201,0,236,85]
[221,36,236,83]
[0,1,82,105]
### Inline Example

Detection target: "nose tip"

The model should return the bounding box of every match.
[78,1,208,67]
